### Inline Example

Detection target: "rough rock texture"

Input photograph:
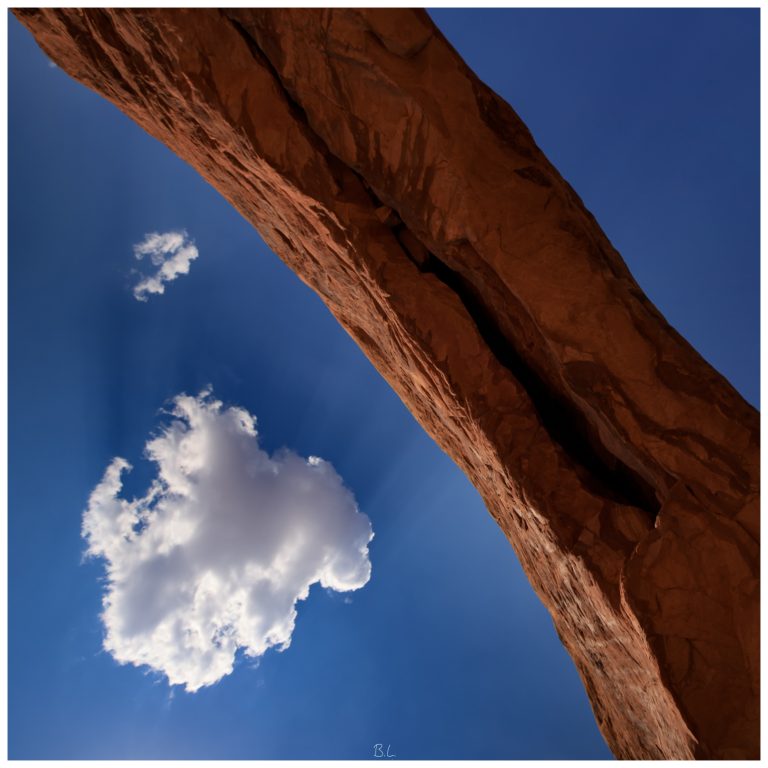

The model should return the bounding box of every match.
[14,8,759,759]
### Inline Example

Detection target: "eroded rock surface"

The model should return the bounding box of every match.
[14,9,759,759]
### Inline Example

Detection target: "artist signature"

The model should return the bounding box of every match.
[373,744,396,758]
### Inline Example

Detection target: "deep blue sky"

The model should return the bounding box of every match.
[8,8,758,761]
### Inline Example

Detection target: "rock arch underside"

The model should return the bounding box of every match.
[14,8,759,759]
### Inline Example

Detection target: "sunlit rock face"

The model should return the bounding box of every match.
[15,8,758,759]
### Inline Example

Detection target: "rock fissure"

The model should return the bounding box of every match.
[392,221,662,520]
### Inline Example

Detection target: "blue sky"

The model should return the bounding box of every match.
[8,8,758,761]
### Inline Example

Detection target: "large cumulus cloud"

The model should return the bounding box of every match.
[82,390,373,691]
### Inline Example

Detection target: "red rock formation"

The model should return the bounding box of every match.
[13,8,758,759]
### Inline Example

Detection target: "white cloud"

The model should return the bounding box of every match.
[132,230,199,301]
[82,390,373,692]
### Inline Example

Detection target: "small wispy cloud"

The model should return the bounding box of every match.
[82,390,374,692]
[132,230,198,301]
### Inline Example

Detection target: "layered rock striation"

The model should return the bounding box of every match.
[14,8,759,759]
